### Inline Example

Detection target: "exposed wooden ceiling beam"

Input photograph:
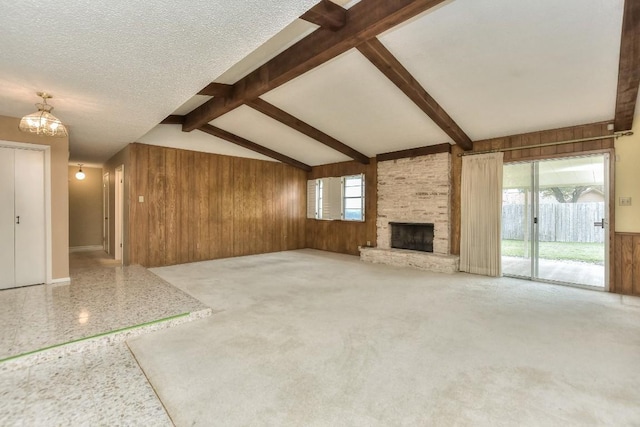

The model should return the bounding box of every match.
[246,98,370,164]
[198,82,234,97]
[160,115,185,125]
[183,0,448,132]
[357,38,473,151]
[198,124,312,171]
[300,0,347,31]
[614,0,640,131]
[376,142,451,162]
[160,114,311,171]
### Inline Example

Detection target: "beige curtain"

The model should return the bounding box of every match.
[460,152,503,276]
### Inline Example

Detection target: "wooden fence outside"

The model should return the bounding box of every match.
[502,202,606,243]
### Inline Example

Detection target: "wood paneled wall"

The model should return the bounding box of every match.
[450,122,616,275]
[128,143,307,267]
[306,159,377,255]
[613,233,640,295]
[473,121,614,161]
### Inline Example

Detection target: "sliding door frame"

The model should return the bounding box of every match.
[504,148,615,291]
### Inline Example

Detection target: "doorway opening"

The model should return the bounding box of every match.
[114,165,124,263]
[501,154,609,290]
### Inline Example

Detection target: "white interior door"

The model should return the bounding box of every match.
[0,147,16,289]
[14,149,46,287]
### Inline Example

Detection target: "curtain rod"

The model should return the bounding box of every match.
[458,131,633,157]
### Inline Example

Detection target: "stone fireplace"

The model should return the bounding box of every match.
[360,152,459,274]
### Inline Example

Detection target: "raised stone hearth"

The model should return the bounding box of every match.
[360,247,459,274]
[361,151,460,273]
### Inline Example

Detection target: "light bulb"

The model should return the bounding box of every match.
[75,170,85,180]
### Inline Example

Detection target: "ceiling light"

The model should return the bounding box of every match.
[19,92,68,138]
[75,164,86,180]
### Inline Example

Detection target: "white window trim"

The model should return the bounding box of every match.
[307,174,365,222]
[306,179,317,219]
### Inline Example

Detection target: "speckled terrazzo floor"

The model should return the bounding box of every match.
[0,254,209,362]
[0,251,216,425]
[0,342,173,426]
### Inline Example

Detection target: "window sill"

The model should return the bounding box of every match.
[308,218,366,223]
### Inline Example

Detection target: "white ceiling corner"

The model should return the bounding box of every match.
[172,95,212,116]
[329,0,362,9]
[138,124,274,162]
[211,105,351,166]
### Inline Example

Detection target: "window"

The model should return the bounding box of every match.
[342,174,364,221]
[306,174,365,221]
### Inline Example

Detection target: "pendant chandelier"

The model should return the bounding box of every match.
[19,92,68,138]
[75,164,86,180]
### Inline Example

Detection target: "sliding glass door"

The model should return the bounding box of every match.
[502,163,534,279]
[502,154,608,289]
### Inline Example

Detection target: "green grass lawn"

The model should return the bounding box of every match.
[502,240,604,264]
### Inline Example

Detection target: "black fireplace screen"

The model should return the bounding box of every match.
[390,222,434,252]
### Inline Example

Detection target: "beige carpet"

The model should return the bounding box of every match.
[128,249,640,426]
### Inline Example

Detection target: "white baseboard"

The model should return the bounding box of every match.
[49,277,71,284]
[69,245,104,253]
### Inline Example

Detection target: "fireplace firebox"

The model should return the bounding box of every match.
[390,222,434,252]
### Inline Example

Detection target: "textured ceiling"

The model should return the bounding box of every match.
[215,19,319,85]
[0,0,317,163]
[1,0,627,166]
